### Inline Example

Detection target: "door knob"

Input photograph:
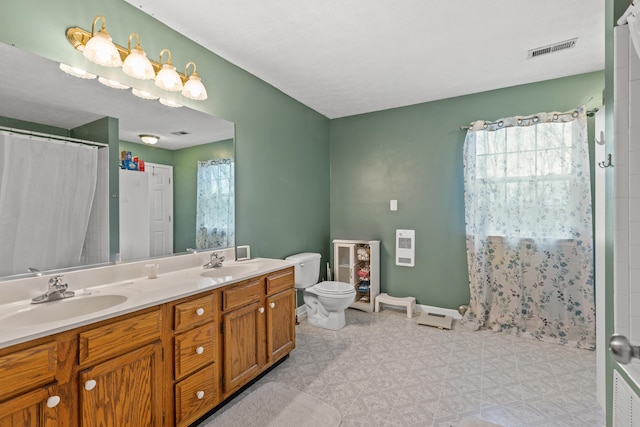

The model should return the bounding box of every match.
[258,307,264,313]
[196,346,204,355]
[270,302,275,308]
[196,390,205,400]
[84,380,97,391]
[609,334,640,364]
[196,308,205,316]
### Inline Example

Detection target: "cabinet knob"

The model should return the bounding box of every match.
[84,380,97,391]
[270,302,275,308]
[196,390,205,400]
[46,395,61,408]
[196,308,205,316]
[258,307,265,314]
[196,346,204,355]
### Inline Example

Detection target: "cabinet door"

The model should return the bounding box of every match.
[266,289,295,363]
[334,243,355,284]
[223,301,263,393]
[79,342,163,427]
[0,385,59,427]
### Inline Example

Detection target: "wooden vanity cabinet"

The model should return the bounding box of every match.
[0,266,295,427]
[221,267,295,396]
[171,292,219,427]
[76,308,163,427]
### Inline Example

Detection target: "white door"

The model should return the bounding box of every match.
[147,163,173,257]
[119,169,150,261]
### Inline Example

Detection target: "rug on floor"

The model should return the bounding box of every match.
[458,418,503,427]
[200,381,342,427]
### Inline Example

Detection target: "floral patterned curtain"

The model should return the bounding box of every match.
[461,106,595,349]
[196,159,235,250]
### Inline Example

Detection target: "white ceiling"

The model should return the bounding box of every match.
[125,0,605,119]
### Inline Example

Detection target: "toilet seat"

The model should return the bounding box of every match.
[314,281,355,295]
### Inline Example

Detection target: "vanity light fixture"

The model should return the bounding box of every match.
[139,134,159,145]
[182,62,208,101]
[82,16,122,67]
[98,76,130,90]
[159,98,183,108]
[122,33,155,80]
[132,88,159,100]
[59,63,97,79]
[155,49,183,92]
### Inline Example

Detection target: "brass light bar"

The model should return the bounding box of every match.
[66,26,188,82]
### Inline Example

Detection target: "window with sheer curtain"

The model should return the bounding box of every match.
[461,107,595,349]
[195,159,235,250]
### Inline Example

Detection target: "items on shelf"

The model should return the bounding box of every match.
[357,281,370,292]
[357,247,370,261]
[120,150,145,171]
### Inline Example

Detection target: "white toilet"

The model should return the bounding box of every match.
[286,252,356,331]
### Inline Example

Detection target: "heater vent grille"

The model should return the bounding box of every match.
[528,38,578,58]
[613,370,640,426]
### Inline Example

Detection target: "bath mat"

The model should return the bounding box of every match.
[200,381,342,427]
[458,418,504,427]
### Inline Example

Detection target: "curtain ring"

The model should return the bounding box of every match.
[498,121,504,127]
[532,116,539,123]
[572,110,579,118]
[517,118,522,125]
[552,114,559,120]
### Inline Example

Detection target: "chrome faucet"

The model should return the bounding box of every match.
[31,275,75,304]
[203,251,225,269]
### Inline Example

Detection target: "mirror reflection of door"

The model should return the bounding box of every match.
[119,163,174,261]
[148,163,173,257]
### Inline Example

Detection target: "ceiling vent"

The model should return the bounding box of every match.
[527,37,578,59]
[171,131,190,136]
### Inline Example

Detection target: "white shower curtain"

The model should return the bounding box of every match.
[461,107,596,349]
[0,132,98,276]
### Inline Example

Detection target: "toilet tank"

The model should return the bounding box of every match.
[285,252,321,289]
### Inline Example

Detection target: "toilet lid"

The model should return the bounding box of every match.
[314,281,354,295]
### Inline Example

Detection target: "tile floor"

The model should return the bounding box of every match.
[207,308,605,427]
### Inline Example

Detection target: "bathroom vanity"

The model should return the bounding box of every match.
[0,254,295,427]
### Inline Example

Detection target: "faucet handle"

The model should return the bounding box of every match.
[48,275,66,290]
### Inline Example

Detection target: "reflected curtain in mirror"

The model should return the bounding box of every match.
[0,132,107,276]
[196,159,235,250]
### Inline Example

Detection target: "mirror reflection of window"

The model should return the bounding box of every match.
[196,159,235,250]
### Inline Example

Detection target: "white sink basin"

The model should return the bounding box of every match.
[0,294,128,328]
[200,263,260,279]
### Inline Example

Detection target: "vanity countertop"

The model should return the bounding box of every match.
[0,257,295,349]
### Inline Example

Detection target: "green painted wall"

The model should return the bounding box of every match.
[0,0,331,264]
[330,71,604,309]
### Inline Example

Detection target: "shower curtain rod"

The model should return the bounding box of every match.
[0,126,108,148]
[459,107,599,131]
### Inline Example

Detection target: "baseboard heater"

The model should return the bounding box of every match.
[416,312,453,330]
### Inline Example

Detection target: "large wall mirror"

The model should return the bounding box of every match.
[0,42,235,280]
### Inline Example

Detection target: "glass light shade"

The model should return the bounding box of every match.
[132,88,159,100]
[59,63,97,79]
[155,64,183,91]
[83,30,122,67]
[98,77,130,90]
[159,98,183,108]
[139,134,159,145]
[182,75,208,100]
[122,48,155,80]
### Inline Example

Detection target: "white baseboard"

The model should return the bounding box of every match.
[295,302,462,320]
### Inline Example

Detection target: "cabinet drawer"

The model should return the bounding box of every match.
[175,364,217,427]
[221,278,262,311]
[175,322,216,380]
[0,341,57,400]
[174,293,215,332]
[79,309,162,366]
[266,268,294,295]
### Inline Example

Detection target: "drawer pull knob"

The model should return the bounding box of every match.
[196,346,204,355]
[270,302,275,308]
[46,395,61,408]
[258,307,264,314]
[84,380,97,391]
[196,308,205,316]
[196,390,205,400]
